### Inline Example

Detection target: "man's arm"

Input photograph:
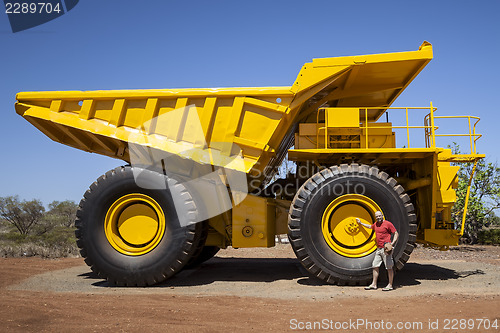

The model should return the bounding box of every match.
[355,218,371,229]
[391,230,399,246]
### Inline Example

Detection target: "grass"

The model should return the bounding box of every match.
[0,226,80,258]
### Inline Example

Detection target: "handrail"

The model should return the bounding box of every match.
[316,103,481,155]
[357,105,438,149]
[430,115,481,154]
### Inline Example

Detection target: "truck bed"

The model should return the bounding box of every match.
[16,42,433,185]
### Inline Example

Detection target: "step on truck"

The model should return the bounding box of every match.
[16,42,484,286]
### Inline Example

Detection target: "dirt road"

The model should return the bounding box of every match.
[1,245,499,332]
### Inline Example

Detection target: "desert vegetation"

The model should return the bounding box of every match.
[0,197,79,257]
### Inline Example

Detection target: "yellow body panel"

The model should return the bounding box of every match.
[326,108,360,128]
[424,229,460,247]
[295,122,395,150]
[289,148,439,163]
[436,163,460,205]
[232,195,275,248]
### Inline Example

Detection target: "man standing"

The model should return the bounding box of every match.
[356,211,398,291]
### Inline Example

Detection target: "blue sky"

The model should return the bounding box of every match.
[1,0,499,205]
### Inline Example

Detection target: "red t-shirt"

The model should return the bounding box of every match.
[371,220,397,248]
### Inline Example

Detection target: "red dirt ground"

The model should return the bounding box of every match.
[1,252,499,332]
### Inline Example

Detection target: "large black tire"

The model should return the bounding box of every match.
[184,223,209,268]
[185,245,220,268]
[288,163,417,285]
[75,166,205,286]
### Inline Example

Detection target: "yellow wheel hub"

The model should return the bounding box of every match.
[322,194,380,258]
[105,193,165,256]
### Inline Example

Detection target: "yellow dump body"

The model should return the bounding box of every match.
[16,43,433,187]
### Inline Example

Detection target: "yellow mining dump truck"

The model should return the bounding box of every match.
[16,42,484,286]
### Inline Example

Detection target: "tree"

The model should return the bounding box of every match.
[0,196,45,235]
[31,200,79,235]
[46,200,78,227]
[451,146,500,243]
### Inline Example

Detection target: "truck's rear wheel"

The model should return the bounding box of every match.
[75,166,205,286]
[288,164,417,285]
[185,246,220,268]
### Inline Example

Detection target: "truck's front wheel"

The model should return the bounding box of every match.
[75,166,205,286]
[288,164,417,285]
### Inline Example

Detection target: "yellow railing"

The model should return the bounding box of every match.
[359,105,437,149]
[316,103,482,154]
[424,114,481,154]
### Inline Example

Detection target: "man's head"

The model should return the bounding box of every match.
[375,211,384,223]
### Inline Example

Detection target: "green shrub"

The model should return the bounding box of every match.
[478,229,500,245]
[0,226,79,258]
